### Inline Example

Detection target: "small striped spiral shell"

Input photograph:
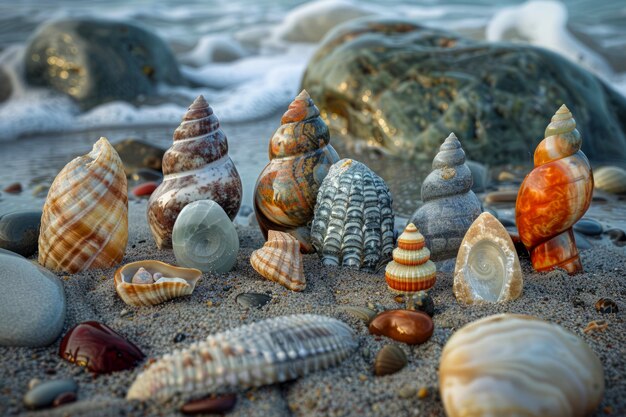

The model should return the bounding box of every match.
[250,230,306,291]
[126,314,357,402]
[311,159,394,271]
[385,223,436,293]
[38,137,128,273]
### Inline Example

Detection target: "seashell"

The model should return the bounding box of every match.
[385,223,436,294]
[39,137,128,273]
[235,292,271,309]
[374,345,407,376]
[453,212,523,304]
[311,159,394,271]
[410,133,482,261]
[369,310,433,345]
[516,105,593,274]
[595,298,618,314]
[593,166,626,194]
[114,260,202,307]
[337,305,377,324]
[250,230,305,291]
[181,394,237,415]
[583,320,608,334]
[131,267,154,285]
[172,200,239,273]
[148,96,242,249]
[126,314,357,402]
[254,90,340,253]
[439,314,604,417]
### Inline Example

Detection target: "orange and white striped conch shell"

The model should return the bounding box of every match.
[39,137,128,273]
[250,230,305,291]
[385,223,436,293]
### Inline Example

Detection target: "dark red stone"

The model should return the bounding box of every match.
[369,309,433,345]
[53,391,77,407]
[59,321,145,374]
[132,181,159,197]
[181,393,237,415]
[3,182,22,193]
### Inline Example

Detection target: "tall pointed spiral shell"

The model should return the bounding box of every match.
[516,105,593,274]
[254,90,340,253]
[126,314,357,401]
[147,95,242,249]
[385,223,436,293]
[39,137,128,273]
[439,314,604,417]
[311,159,394,271]
[250,230,306,291]
[410,133,482,261]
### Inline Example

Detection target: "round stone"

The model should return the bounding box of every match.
[369,309,434,345]
[23,379,77,410]
[574,218,603,236]
[0,211,42,257]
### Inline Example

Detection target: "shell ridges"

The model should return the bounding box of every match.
[250,230,306,291]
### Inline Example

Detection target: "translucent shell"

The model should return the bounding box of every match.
[126,314,357,402]
[385,223,436,293]
[516,105,593,274]
[250,230,306,291]
[453,213,522,304]
[594,166,626,194]
[439,314,605,417]
[38,137,128,273]
[114,260,202,307]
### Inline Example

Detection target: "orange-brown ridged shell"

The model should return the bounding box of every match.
[38,137,128,273]
[385,224,436,293]
[250,230,306,291]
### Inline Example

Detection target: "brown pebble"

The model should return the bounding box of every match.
[418,387,428,399]
[394,294,404,303]
[584,320,608,334]
[497,171,517,182]
[369,309,434,345]
[53,392,77,407]
[484,190,519,204]
[181,393,237,415]
[4,182,22,193]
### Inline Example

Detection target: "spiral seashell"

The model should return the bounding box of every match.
[38,137,128,273]
[516,105,593,274]
[172,200,239,273]
[593,166,626,194]
[385,223,436,294]
[439,314,604,417]
[254,90,340,253]
[453,212,522,304]
[410,133,482,261]
[250,230,305,291]
[147,96,242,249]
[311,159,394,271]
[126,314,357,402]
[114,260,202,307]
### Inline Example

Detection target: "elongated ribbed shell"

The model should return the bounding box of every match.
[148,95,242,249]
[594,166,626,194]
[250,230,305,291]
[453,212,522,304]
[126,314,357,401]
[439,314,604,417]
[385,223,436,293]
[38,137,128,273]
[311,159,394,271]
[114,260,202,307]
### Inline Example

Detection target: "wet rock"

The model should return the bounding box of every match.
[132,181,159,197]
[23,378,78,410]
[173,332,186,343]
[0,66,12,103]
[484,190,518,204]
[181,393,237,415]
[466,160,488,192]
[3,182,22,193]
[595,298,618,314]
[369,309,434,345]
[52,391,77,407]
[573,232,592,250]
[130,168,163,183]
[574,218,603,236]
[113,139,165,174]
[607,228,626,247]
[0,210,42,257]
[235,292,271,309]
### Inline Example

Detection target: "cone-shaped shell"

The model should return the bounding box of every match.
[594,166,626,194]
[126,314,357,402]
[516,105,593,274]
[385,223,436,293]
[254,90,340,253]
[39,137,128,273]
[439,314,604,417]
[148,96,242,249]
[453,213,522,304]
[250,230,305,291]
[114,260,202,307]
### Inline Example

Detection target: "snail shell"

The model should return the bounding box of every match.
[38,137,128,273]
[147,96,242,249]
[311,158,394,271]
[254,90,340,253]
[439,314,604,417]
[250,230,306,291]
[593,166,626,194]
[126,314,357,402]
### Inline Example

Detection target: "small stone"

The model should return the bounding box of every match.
[173,332,186,343]
[574,218,603,236]
[113,139,166,174]
[369,309,434,345]
[239,205,253,217]
[132,181,159,197]
[131,267,154,284]
[31,184,49,197]
[484,190,519,204]
[119,309,133,318]
[607,229,626,247]
[572,296,585,308]
[28,378,41,390]
[417,387,429,399]
[408,291,435,317]
[131,168,163,183]
[52,391,77,407]
[497,171,517,182]
[0,211,42,257]
[573,232,592,250]
[498,217,516,228]
[181,393,237,415]
[23,378,78,410]
[235,292,271,309]
[394,294,405,303]
[358,374,368,382]
[398,385,417,399]
[595,298,618,314]
[3,182,22,193]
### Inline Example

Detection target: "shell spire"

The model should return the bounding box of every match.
[385,223,436,293]
[39,137,128,273]
[250,230,306,291]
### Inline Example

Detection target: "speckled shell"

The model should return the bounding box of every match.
[254,90,340,253]
[439,314,604,417]
[516,105,593,274]
[385,223,436,293]
[147,96,242,249]
[38,137,128,273]
[250,230,306,291]
[114,260,202,307]
[411,133,482,261]
[594,166,626,194]
[126,314,357,402]
[311,159,394,271]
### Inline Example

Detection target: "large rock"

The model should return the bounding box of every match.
[302,18,626,166]
[24,18,186,109]
[0,250,65,347]
[0,66,12,103]
[113,138,165,175]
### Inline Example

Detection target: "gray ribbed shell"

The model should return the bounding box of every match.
[311,159,394,271]
[126,314,357,401]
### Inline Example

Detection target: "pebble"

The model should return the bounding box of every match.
[497,171,517,182]
[369,309,434,345]
[418,387,429,399]
[607,228,626,247]
[239,205,253,217]
[0,211,42,257]
[235,292,271,309]
[31,184,49,197]
[131,168,163,183]
[28,378,41,390]
[181,393,237,415]
[595,298,618,314]
[52,391,77,407]
[398,385,417,399]
[408,291,435,317]
[573,218,603,236]
[132,181,159,197]
[119,309,133,318]
[483,189,518,204]
[498,217,516,228]
[173,332,186,343]
[3,182,22,193]
[23,378,78,410]
[573,232,592,250]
